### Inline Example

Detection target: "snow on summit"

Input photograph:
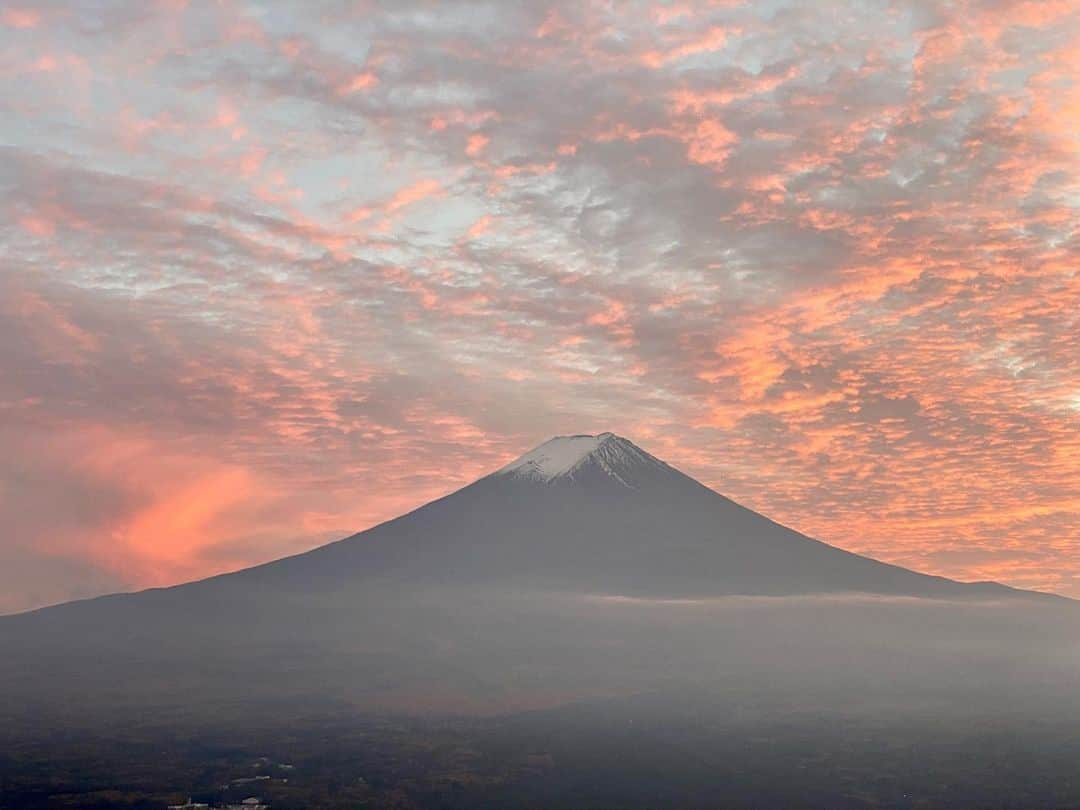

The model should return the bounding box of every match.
[498,433,611,480]
[495,432,666,486]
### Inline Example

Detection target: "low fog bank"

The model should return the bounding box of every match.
[1,585,1078,728]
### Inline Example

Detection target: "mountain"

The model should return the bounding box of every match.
[0,432,1067,718]
[225,431,1042,599]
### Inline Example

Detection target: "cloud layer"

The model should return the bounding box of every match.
[0,0,1077,611]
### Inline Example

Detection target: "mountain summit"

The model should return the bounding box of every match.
[495,432,670,487]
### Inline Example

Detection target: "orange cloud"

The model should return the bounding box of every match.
[1,7,40,28]
[641,25,730,67]
[2,0,1078,611]
[684,118,737,169]
[338,71,378,95]
[466,133,490,157]
[386,178,444,213]
[466,214,494,239]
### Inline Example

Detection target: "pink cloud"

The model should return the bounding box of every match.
[466,132,490,157]
[465,214,494,239]
[1,7,40,28]
[684,118,737,169]
[338,70,378,95]
[641,25,731,67]
[2,0,1078,611]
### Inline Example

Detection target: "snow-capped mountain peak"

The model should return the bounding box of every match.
[495,432,667,487]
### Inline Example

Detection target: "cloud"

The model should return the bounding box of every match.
[0,0,1077,611]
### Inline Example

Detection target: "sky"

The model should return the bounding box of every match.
[0,0,1077,613]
